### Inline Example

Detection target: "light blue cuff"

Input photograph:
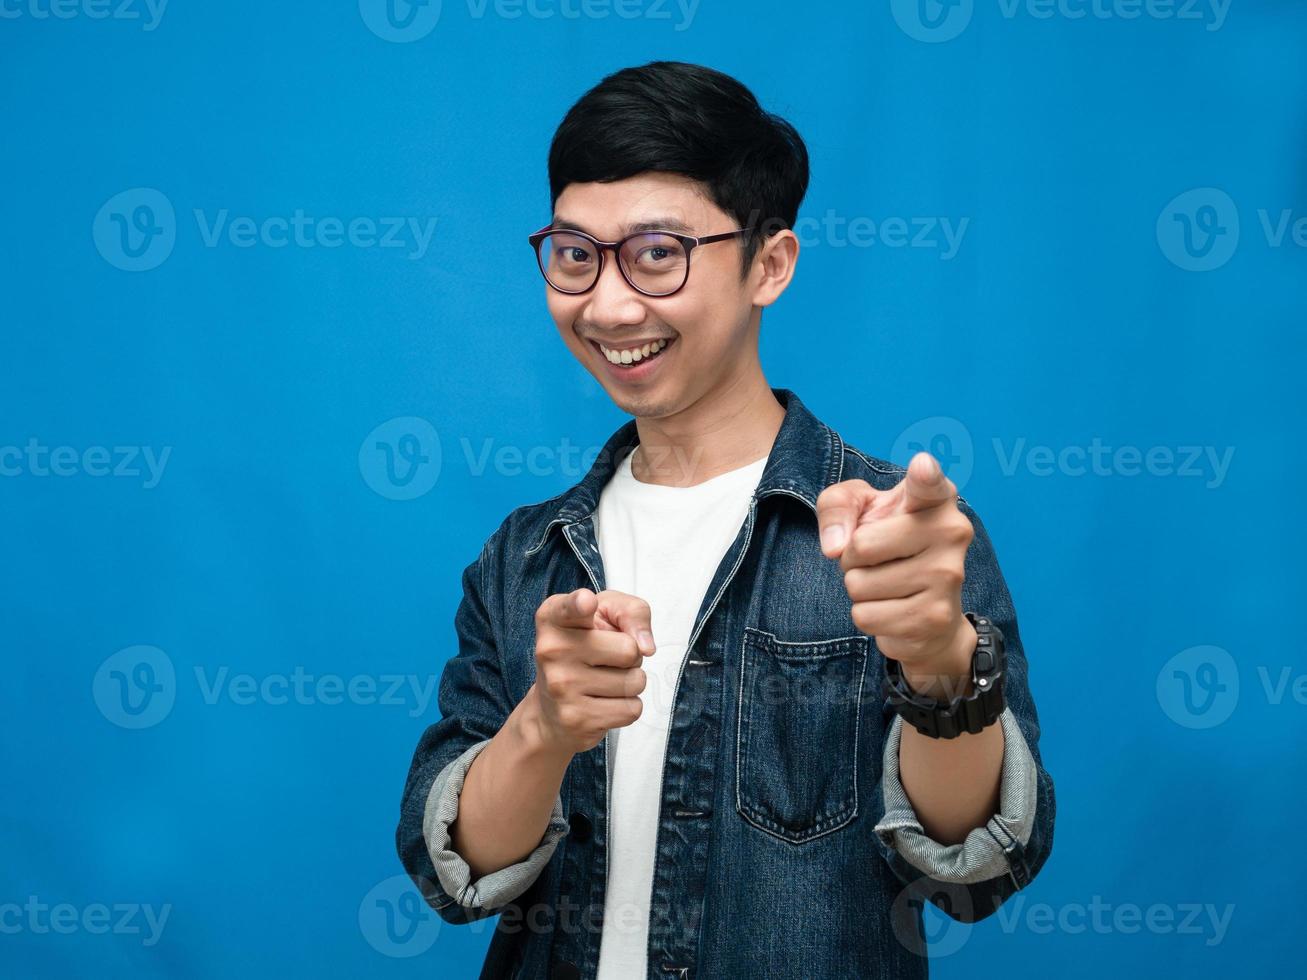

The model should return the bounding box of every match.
[874,706,1037,885]
[422,739,570,910]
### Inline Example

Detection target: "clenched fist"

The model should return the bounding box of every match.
[816,451,977,683]
[530,587,655,755]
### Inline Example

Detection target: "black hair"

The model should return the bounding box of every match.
[547,61,810,278]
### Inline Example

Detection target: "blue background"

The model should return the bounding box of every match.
[2,1,1303,976]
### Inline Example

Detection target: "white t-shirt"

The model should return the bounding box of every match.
[592,445,768,980]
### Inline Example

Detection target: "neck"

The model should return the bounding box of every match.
[630,370,784,487]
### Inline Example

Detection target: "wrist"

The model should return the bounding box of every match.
[512,682,577,767]
[900,616,977,700]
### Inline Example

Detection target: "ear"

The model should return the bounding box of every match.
[749,229,800,308]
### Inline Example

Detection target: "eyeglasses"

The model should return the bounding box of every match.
[527,224,750,297]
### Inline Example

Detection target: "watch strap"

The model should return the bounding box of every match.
[882,612,1007,739]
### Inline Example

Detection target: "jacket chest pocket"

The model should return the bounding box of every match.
[735,626,871,844]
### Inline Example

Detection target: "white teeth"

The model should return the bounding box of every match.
[598,338,669,365]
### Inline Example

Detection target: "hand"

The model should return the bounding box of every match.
[529,587,655,755]
[815,452,976,691]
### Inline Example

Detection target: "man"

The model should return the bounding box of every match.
[397,61,1055,979]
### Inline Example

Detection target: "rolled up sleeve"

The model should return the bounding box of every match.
[423,738,570,911]
[874,707,1037,884]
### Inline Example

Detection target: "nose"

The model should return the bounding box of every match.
[583,248,647,329]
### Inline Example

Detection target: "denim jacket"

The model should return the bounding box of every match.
[396,388,1056,979]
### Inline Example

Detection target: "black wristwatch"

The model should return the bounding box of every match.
[882,612,1007,739]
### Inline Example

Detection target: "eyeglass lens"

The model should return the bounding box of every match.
[536,232,689,295]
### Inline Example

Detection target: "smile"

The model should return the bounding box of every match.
[596,338,671,365]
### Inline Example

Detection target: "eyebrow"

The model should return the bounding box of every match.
[549,216,696,236]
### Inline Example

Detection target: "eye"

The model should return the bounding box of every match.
[552,244,593,266]
[626,235,685,267]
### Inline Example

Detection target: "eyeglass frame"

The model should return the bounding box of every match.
[527,224,752,298]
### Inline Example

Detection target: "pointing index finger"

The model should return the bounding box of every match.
[541,588,599,630]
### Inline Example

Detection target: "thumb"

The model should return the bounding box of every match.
[900,451,957,514]
[596,591,657,656]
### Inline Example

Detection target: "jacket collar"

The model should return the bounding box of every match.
[524,387,844,557]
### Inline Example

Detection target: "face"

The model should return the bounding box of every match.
[542,172,790,420]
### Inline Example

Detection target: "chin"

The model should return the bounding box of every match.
[601,385,677,420]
